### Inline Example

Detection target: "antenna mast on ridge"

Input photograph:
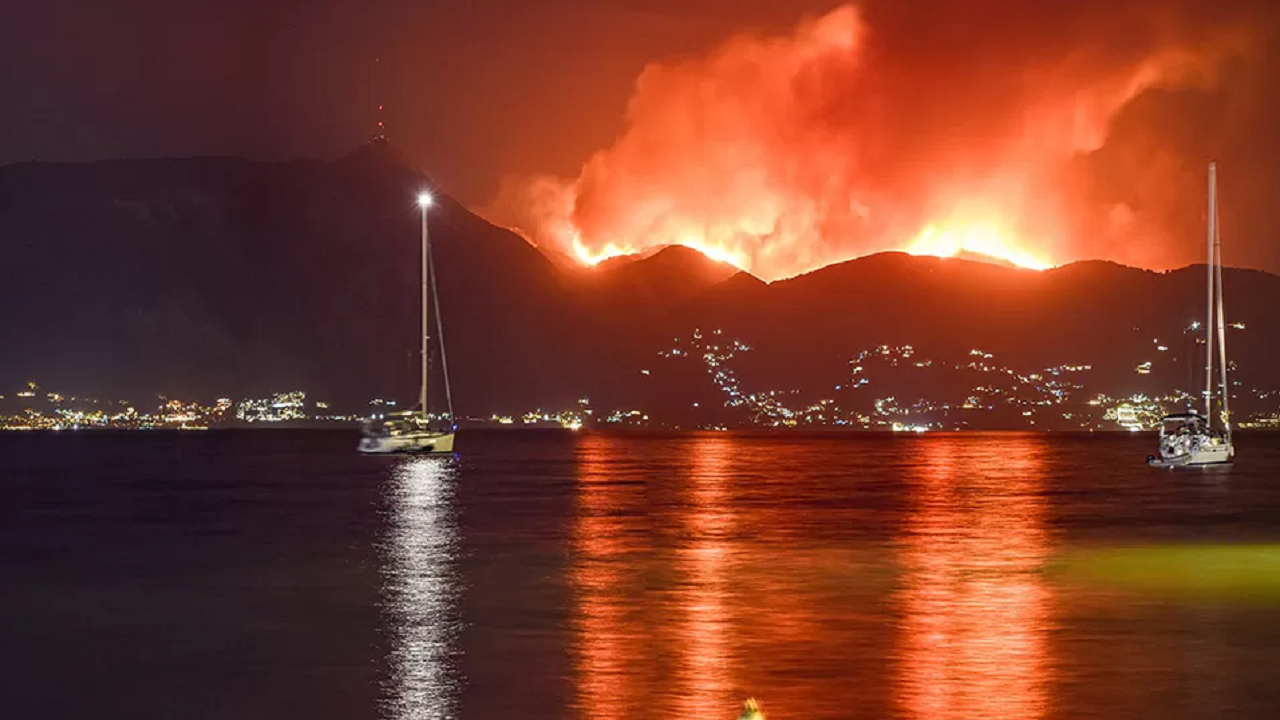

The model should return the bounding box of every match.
[374,54,388,141]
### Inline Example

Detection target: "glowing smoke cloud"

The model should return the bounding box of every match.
[485,4,1250,280]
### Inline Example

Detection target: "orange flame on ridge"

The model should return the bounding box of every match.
[905,224,1053,271]
[572,235,752,270]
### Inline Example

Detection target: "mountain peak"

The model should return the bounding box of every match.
[643,244,741,284]
[586,244,741,278]
[951,249,1022,269]
[338,136,412,171]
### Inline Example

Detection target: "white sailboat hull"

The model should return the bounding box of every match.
[1148,441,1233,468]
[359,431,455,454]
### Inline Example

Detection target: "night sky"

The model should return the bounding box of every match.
[4,0,1278,275]
[0,0,822,201]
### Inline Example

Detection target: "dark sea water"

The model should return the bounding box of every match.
[4,430,1280,720]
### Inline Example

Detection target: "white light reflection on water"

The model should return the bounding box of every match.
[381,456,463,720]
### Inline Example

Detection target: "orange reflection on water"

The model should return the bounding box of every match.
[670,434,736,718]
[896,434,1053,720]
[571,433,746,719]
[569,433,650,720]
[571,433,873,719]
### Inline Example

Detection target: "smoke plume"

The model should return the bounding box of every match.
[484,1,1273,280]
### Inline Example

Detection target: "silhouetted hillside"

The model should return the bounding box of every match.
[0,140,583,413]
[600,253,1280,422]
[3,146,1279,426]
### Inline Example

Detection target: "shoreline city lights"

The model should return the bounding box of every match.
[2,315,1275,433]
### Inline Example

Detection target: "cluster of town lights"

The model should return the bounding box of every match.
[2,318,1275,432]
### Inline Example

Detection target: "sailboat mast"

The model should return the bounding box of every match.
[420,201,430,423]
[1204,162,1215,420]
[1213,166,1231,442]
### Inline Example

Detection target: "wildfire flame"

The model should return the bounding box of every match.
[571,235,750,270]
[483,4,1249,281]
[905,225,1052,271]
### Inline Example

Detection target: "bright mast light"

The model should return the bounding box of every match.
[417,192,433,208]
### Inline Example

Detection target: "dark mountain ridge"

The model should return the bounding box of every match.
[3,145,1278,425]
[0,143,584,413]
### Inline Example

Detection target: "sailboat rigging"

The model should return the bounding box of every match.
[1148,162,1234,467]
[359,192,457,454]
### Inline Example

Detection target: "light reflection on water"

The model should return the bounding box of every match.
[373,431,1280,720]
[566,433,1060,719]
[670,434,735,719]
[381,456,463,720]
[9,430,1280,720]
[570,434,650,720]
[895,435,1052,720]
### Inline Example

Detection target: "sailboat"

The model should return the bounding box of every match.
[1148,162,1234,468]
[359,193,457,454]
